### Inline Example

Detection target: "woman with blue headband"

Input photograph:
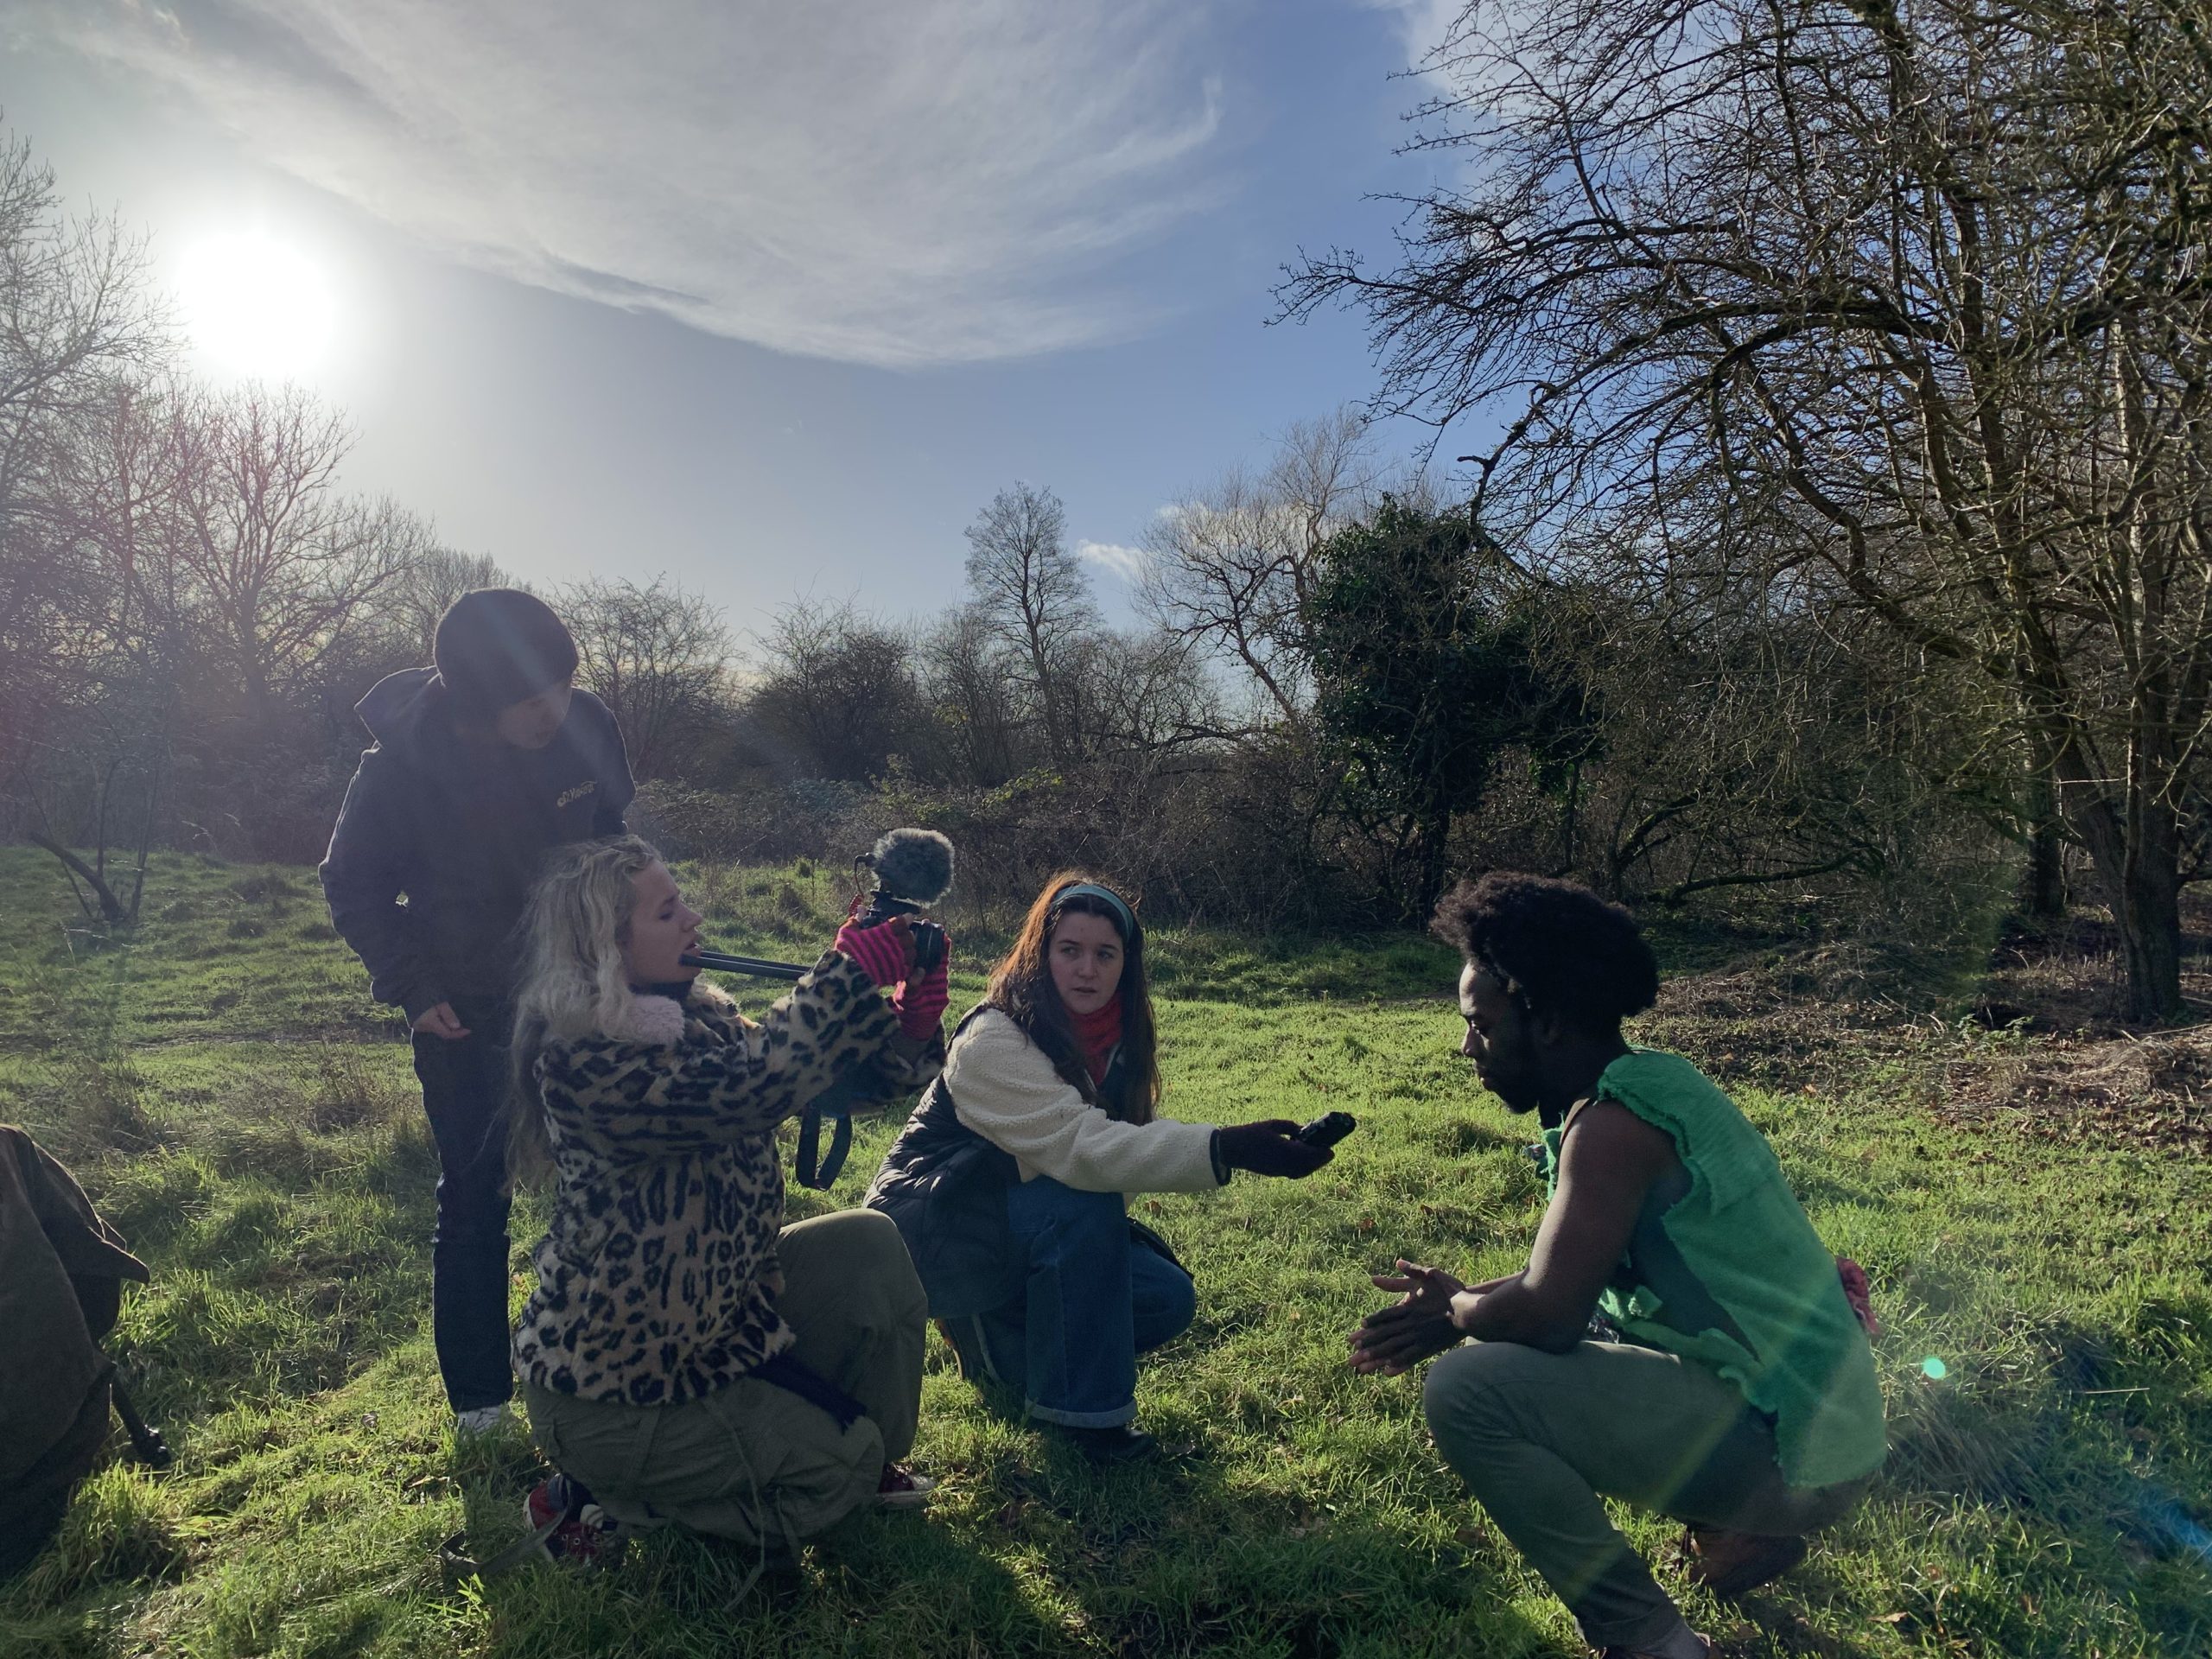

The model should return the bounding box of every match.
[867,872,1332,1462]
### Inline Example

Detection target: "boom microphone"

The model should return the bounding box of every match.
[677,826,956,982]
[851,827,954,972]
[861,828,955,908]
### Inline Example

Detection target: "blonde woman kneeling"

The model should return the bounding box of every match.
[505,836,950,1567]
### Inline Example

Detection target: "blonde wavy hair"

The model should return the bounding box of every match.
[505,834,682,1185]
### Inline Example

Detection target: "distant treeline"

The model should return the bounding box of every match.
[0,118,2052,952]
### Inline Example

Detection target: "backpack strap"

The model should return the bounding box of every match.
[791,1007,976,1190]
[794,1105,854,1191]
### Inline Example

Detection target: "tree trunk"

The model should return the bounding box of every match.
[1557,760,1574,875]
[2060,759,2184,1022]
[1415,797,1453,923]
[2018,749,2066,920]
[28,833,134,927]
[2117,781,2185,1023]
[2116,856,2183,1025]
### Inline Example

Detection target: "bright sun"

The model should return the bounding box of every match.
[177,230,340,380]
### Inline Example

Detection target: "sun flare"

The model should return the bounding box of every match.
[177,230,340,380]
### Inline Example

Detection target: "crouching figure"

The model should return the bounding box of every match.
[1351,874,1885,1659]
[505,836,948,1568]
[868,874,1332,1463]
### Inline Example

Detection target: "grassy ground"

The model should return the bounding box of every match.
[0,849,2206,1658]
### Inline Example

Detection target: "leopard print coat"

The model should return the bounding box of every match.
[512,953,935,1406]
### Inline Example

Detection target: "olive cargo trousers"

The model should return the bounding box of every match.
[1423,1338,1872,1652]
[522,1209,926,1551]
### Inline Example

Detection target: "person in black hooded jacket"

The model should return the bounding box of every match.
[320,588,633,1433]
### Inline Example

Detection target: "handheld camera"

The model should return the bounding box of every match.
[1297,1111,1357,1150]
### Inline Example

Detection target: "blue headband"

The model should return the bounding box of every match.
[1051,881,1137,940]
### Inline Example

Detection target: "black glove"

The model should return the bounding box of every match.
[1213,1119,1333,1180]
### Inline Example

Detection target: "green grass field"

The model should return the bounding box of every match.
[0,849,2206,1657]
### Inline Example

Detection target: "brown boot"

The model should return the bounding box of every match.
[1682,1524,1808,1599]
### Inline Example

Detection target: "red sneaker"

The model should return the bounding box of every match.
[522,1474,627,1568]
[874,1462,938,1509]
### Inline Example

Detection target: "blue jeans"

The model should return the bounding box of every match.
[950,1177,1197,1427]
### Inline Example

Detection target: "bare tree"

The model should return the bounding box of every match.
[1286,0,2212,1018]
[14,377,202,920]
[163,384,421,722]
[562,575,734,780]
[1541,575,1974,903]
[0,132,169,799]
[963,481,1100,765]
[378,546,514,661]
[1141,410,1395,727]
[0,132,177,914]
[743,597,925,780]
[918,604,1028,786]
[0,131,168,555]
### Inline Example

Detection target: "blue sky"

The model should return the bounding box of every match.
[4,1,1462,634]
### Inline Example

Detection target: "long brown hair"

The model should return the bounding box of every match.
[982,871,1161,1123]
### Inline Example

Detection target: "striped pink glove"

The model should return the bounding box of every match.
[831,917,911,989]
[892,946,951,1039]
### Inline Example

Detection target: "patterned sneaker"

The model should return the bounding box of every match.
[874,1462,938,1509]
[522,1473,627,1568]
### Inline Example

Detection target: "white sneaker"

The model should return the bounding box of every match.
[453,1403,512,1437]
[873,1462,937,1508]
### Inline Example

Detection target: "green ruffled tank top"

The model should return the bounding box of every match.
[1539,1048,1886,1490]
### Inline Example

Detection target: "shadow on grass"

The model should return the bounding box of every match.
[900,1360,1556,1658]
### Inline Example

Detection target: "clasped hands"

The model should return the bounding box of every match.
[1348,1260,1509,1376]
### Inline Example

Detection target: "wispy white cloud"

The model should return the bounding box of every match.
[1077,539,1149,583]
[1360,0,1465,70]
[29,1,1233,367]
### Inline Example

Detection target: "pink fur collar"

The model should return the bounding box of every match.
[611,993,688,1047]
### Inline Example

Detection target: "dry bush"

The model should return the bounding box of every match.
[631,779,876,867]
[43,1054,173,1163]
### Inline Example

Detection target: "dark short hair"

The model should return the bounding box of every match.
[1432,872,1658,1030]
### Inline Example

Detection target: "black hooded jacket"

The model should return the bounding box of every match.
[319,667,634,1022]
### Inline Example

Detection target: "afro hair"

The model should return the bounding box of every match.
[1431,872,1659,1031]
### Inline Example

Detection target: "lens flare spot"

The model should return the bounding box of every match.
[1920,1356,1948,1380]
[177,229,340,380]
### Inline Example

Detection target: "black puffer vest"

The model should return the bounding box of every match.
[867,1011,1152,1319]
[863,1062,1023,1319]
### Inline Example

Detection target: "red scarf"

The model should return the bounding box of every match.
[1069,995,1124,1086]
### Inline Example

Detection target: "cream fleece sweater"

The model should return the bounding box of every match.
[944,1008,1224,1194]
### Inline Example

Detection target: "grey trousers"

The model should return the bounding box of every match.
[1423,1339,1871,1651]
[522,1209,926,1550]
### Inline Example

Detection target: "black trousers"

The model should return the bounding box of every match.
[411,996,513,1414]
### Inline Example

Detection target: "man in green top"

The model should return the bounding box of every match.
[1351,874,1885,1659]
